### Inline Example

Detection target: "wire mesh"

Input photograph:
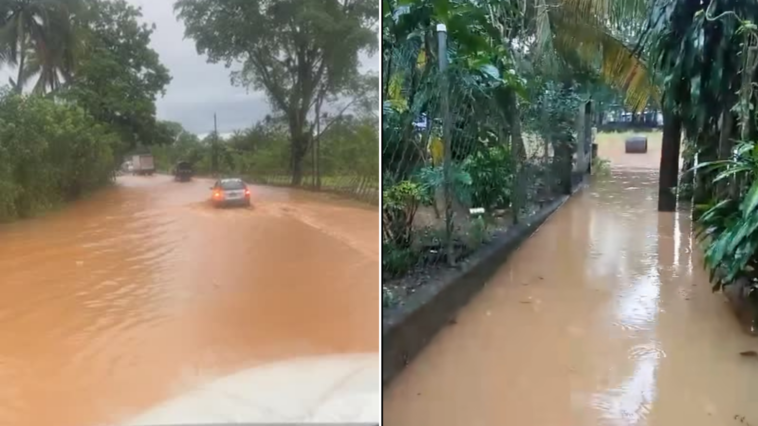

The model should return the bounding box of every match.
[382,30,590,300]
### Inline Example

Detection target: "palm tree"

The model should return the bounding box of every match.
[0,0,83,94]
[513,0,677,205]
[509,0,658,112]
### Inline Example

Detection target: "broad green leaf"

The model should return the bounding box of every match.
[714,165,751,183]
[742,180,758,217]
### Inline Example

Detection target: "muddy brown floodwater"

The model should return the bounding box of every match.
[0,174,378,426]
[385,140,758,426]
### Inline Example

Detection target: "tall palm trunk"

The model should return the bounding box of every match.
[15,35,26,93]
[658,108,682,211]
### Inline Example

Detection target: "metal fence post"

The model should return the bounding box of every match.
[437,23,454,266]
[575,104,586,185]
[585,101,593,171]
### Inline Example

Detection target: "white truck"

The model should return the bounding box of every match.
[131,154,155,176]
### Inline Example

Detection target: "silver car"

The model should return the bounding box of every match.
[210,178,251,207]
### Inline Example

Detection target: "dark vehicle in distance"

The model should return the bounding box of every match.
[211,178,251,208]
[173,161,194,182]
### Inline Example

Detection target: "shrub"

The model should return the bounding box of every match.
[0,91,117,220]
[466,215,489,249]
[592,157,611,176]
[382,180,426,249]
[463,145,513,210]
[696,140,758,291]
[416,164,473,208]
[382,242,419,280]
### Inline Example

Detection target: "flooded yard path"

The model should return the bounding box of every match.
[385,165,758,426]
[0,174,378,426]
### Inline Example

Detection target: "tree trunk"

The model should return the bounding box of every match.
[680,145,694,203]
[681,157,693,185]
[15,36,26,93]
[315,100,322,191]
[658,108,682,212]
[504,89,526,161]
[693,129,718,219]
[290,132,309,186]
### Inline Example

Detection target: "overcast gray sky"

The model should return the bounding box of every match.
[130,0,380,135]
[0,0,379,136]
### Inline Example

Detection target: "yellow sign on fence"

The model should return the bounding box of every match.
[430,137,443,166]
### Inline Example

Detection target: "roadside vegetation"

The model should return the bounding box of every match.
[381,0,657,307]
[172,0,379,198]
[0,0,380,222]
[382,0,758,324]
[0,89,118,219]
[648,3,758,301]
[603,1,758,319]
[0,0,171,222]
[152,113,379,203]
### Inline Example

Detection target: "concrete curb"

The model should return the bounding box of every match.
[382,191,576,386]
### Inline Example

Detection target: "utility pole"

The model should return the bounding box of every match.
[316,96,322,191]
[212,113,219,176]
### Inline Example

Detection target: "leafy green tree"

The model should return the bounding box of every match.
[62,0,171,151]
[318,114,378,178]
[0,0,83,93]
[175,0,378,185]
[0,88,117,220]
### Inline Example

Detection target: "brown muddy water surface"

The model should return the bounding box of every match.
[0,175,378,426]
[385,137,758,426]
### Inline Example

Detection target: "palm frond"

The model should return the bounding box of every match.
[561,0,652,29]
[0,0,81,92]
[549,4,660,111]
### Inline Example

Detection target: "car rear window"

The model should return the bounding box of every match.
[220,180,245,190]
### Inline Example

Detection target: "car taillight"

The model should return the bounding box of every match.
[213,191,222,198]
[244,189,251,196]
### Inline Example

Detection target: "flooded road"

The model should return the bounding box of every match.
[0,174,378,426]
[385,147,758,425]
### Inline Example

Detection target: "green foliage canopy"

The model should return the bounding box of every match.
[62,0,171,151]
[175,0,378,184]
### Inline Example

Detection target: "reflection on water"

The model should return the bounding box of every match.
[0,175,378,426]
[384,166,758,426]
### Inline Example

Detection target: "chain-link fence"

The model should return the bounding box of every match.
[382,28,592,305]
[250,174,379,204]
[233,124,380,205]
